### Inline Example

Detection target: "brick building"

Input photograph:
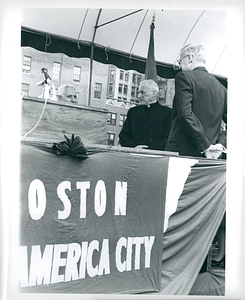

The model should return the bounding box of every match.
[21,47,174,146]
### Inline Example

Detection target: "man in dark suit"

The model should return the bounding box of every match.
[165,44,227,158]
[119,79,172,151]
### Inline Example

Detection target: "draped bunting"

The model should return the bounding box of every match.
[18,144,226,295]
[160,157,226,294]
[21,27,227,87]
[19,144,169,294]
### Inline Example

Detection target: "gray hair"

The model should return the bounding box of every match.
[140,79,159,94]
[181,44,206,63]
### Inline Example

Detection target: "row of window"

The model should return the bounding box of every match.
[108,83,139,99]
[120,70,129,81]
[108,112,127,126]
[22,84,138,106]
[110,69,141,84]
[23,56,142,103]
[23,56,82,83]
[21,82,102,100]
[118,84,127,94]
[23,56,103,99]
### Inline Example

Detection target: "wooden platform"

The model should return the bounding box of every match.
[21,96,109,145]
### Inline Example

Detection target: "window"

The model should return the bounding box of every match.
[132,73,137,84]
[22,56,31,73]
[109,83,114,96]
[119,114,127,126]
[125,72,129,81]
[118,84,123,93]
[107,133,115,146]
[108,112,117,125]
[73,66,81,82]
[123,85,128,94]
[110,69,114,80]
[137,75,142,84]
[53,62,61,79]
[131,86,136,97]
[132,87,139,98]
[120,70,124,80]
[94,83,102,99]
[21,83,29,96]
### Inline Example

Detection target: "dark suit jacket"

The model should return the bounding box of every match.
[165,67,227,157]
[119,101,172,151]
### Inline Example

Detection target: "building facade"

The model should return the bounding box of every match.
[21,47,174,146]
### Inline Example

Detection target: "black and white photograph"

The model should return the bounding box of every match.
[0,1,244,300]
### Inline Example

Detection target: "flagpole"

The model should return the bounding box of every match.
[145,14,158,83]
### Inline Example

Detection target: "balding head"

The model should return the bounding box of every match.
[57,84,78,103]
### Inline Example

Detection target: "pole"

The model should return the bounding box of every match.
[88,9,102,106]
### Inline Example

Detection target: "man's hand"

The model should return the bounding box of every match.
[204,143,226,159]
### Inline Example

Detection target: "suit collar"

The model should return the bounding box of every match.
[193,67,207,72]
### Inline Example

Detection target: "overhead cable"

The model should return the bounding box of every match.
[173,10,205,69]
[129,9,149,60]
[212,43,228,73]
[96,9,143,28]
[77,8,89,49]
[182,10,205,46]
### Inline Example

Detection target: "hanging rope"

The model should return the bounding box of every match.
[173,10,205,69]
[23,97,49,138]
[129,10,149,62]
[104,45,110,60]
[45,33,51,52]
[212,43,228,73]
[77,8,89,49]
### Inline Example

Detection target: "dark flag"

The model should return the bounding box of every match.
[145,20,158,83]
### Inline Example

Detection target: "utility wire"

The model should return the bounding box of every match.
[96,9,143,28]
[183,10,205,46]
[77,8,89,49]
[129,10,149,55]
[173,10,205,68]
[212,43,228,73]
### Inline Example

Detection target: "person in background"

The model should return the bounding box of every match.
[37,68,56,100]
[165,44,227,159]
[119,79,172,151]
[57,84,78,103]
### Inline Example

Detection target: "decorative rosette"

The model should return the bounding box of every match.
[52,134,88,158]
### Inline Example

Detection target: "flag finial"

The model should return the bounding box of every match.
[152,13,155,23]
